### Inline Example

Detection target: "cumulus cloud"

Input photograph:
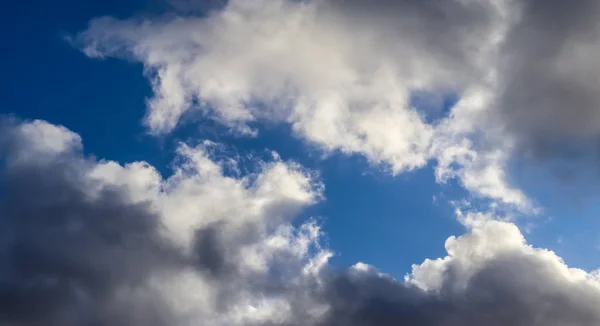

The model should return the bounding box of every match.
[77,0,498,135]
[2,119,600,325]
[0,119,326,326]
[73,0,534,210]
[322,217,600,326]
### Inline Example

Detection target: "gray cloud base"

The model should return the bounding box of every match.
[2,119,600,325]
[496,0,600,159]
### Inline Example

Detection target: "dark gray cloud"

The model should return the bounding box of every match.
[5,152,600,326]
[495,0,600,159]
[324,0,499,77]
[0,143,180,326]
[316,252,600,326]
[193,224,230,277]
[0,119,323,326]
[0,120,234,326]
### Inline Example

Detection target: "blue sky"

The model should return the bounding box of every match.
[4,1,600,325]
[3,0,600,277]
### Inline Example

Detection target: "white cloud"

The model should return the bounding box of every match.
[431,86,531,210]
[325,209,600,325]
[2,119,83,164]
[75,0,532,210]
[408,217,599,296]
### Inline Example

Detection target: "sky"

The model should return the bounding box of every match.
[3,0,600,325]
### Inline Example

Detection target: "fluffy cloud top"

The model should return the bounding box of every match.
[75,0,534,209]
[0,119,326,326]
[74,0,600,210]
[2,119,600,326]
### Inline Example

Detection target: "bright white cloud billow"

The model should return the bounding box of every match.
[2,119,600,326]
[75,0,531,209]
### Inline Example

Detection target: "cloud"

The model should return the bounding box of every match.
[15,0,600,323]
[77,0,497,137]
[2,119,600,325]
[0,119,326,326]
[74,0,533,210]
[319,216,600,326]
[430,87,531,209]
[494,0,600,159]
[0,120,181,326]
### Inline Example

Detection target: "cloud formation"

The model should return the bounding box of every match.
[323,216,600,326]
[495,0,600,158]
[0,119,326,326]
[75,0,533,209]
[2,119,600,326]
[6,0,600,323]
